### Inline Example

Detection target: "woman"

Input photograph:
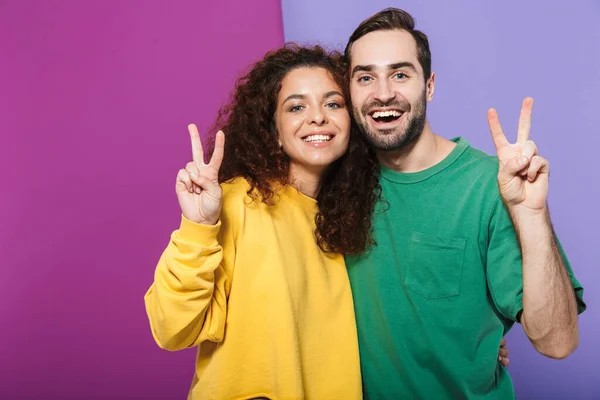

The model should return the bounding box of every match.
[144,44,380,399]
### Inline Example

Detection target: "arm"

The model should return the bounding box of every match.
[511,207,578,358]
[488,98,580,358]
[145,124,230,350]
[144,216,231,351]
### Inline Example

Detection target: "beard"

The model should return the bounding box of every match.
[354,89,427,151]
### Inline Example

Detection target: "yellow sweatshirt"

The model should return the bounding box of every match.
[144,178,362,400]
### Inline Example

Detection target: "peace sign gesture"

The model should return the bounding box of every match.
[176,124,225,225]
[487,98,549,212]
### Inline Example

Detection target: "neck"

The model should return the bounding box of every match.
[288,164,325,198]
[376,120,455,173]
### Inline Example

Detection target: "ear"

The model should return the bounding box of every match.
[426,72,435,101]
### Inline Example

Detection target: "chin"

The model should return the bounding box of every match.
[307,159,336,168]
[363,120,422,151]
[307,154,343,169]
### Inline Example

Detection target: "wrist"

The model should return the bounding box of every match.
[508,205,553,247]
[178,214,221,243]
[507,204,549,224]
[182,211,219,226]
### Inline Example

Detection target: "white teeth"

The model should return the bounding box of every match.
[303,134,332,142]
[372,110,402,119]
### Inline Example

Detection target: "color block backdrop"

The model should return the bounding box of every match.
[281,0,599,398]
[0,1,283,398]
[2,0,598,398]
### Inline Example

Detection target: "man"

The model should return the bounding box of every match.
[344,8,586,399]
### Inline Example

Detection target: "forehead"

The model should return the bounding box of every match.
[350,30,421,72]
[279,67,340,95]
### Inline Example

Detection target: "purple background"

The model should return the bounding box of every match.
[282,0,600,398]
[1,0,283,398]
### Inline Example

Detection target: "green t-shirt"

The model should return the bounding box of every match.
[346,137,586,400]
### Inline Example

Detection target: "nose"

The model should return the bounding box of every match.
[308,107,327,125]
[374,80,395,103]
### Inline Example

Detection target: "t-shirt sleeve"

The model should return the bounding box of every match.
[486,196,586,323]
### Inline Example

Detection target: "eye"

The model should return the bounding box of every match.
[357,75,373,83]
[289,105,304,112]
[325,102,343,109]
[394,72,408,79]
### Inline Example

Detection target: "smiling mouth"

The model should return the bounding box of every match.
[369,110,404,123]
[302,134,333,143]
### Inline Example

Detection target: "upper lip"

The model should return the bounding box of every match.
[301,130,335,139]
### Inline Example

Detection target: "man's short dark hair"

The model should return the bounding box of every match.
[345,8,432,81]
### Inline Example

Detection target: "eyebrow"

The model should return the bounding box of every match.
[351,61,417,77]
[282,90,343,105]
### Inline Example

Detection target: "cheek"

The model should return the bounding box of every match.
[332,112,351,134]
[336,121,351,148]
[350,85,367,107]
[406,83,427,102]
[278,115,303,143]
[339,134,350,150]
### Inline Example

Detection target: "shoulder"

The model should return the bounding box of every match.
[452,142,500,187]
[219,177,253,220]
[461,145,499,174]
[221,177,252,200]
[447,140,502,203]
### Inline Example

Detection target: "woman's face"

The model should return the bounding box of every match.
[275,67,351,177]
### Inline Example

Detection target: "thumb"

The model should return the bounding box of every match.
[499,155,529,182]
[194,174,222,200]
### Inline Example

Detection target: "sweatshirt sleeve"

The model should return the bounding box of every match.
[144,214,235,351]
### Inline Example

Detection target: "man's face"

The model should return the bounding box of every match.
[349,29,434,151]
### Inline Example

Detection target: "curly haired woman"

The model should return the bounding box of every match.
[144,44,380,400]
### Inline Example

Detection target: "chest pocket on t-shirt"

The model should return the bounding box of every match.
[404,232,466,299]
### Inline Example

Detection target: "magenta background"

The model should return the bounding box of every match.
[0,1,283,398]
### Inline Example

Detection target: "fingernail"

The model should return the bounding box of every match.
[195,188,201,194]
[518,156,528,166]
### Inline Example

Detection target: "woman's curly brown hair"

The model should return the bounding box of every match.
[207,43,381,255]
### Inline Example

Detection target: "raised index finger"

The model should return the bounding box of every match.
[487,108,509,150]
[188,123,204,167]
[517,97,533,143]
